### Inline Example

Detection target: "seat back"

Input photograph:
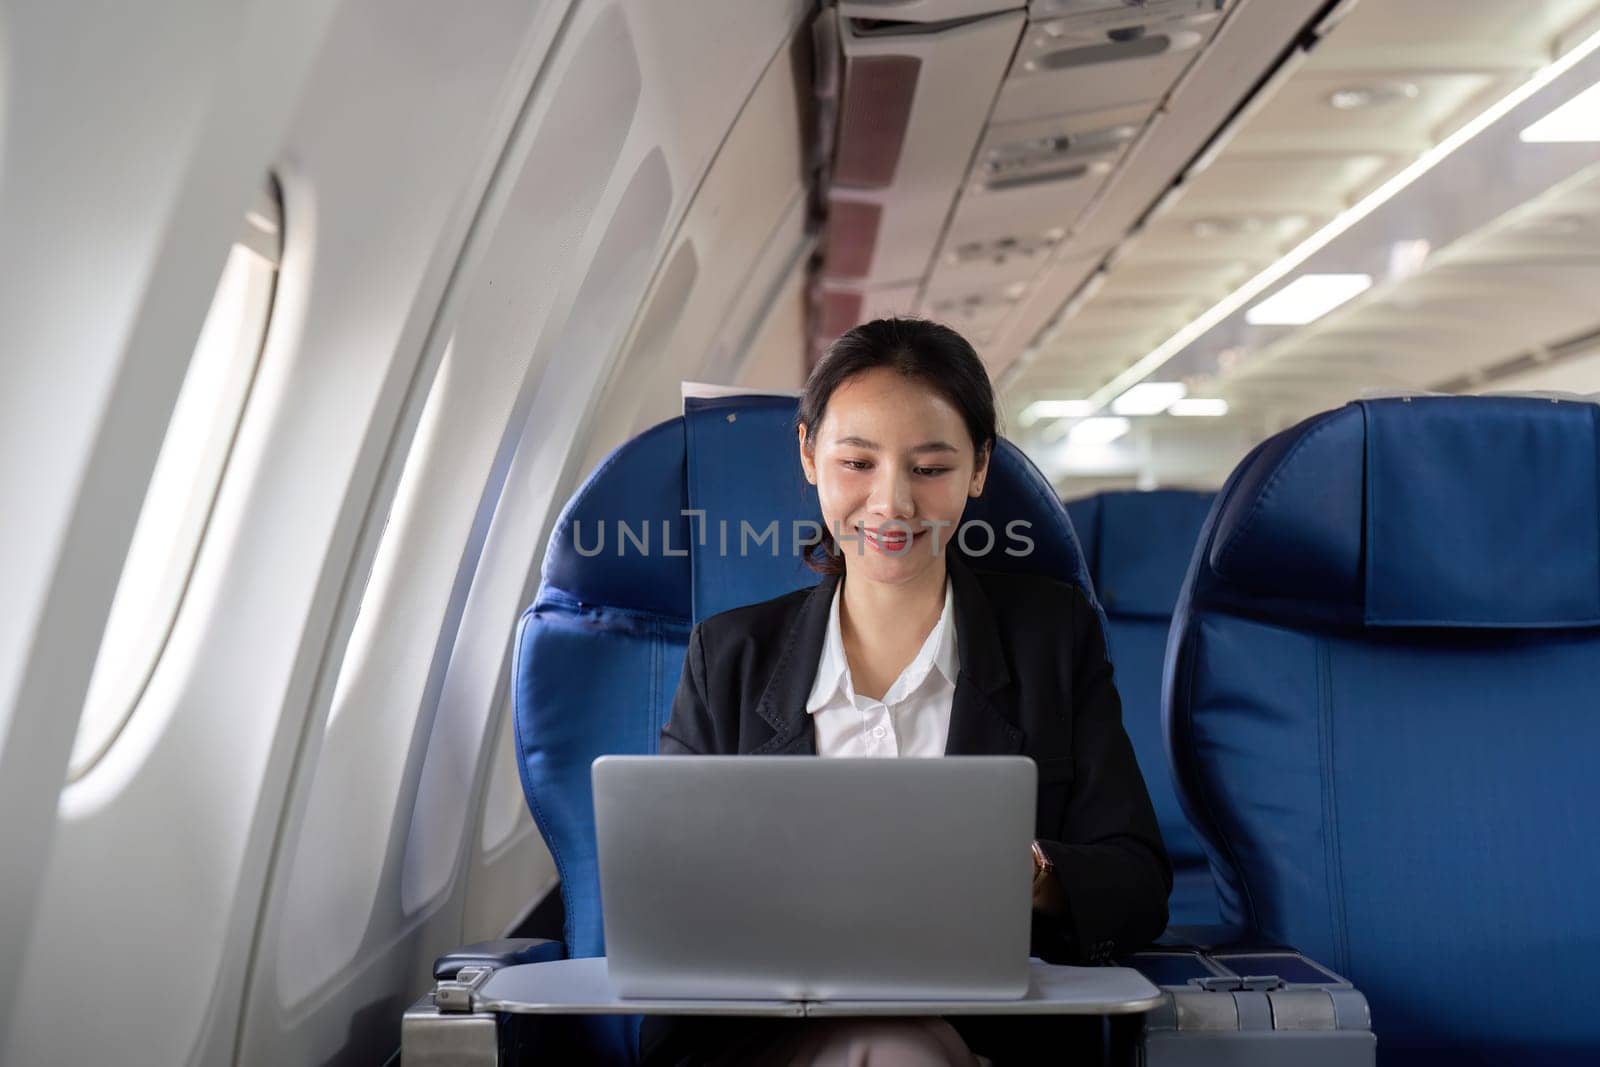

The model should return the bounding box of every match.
[514,394,1098,961]
[1166,396,1600,1062]
[1068,489,1218,924]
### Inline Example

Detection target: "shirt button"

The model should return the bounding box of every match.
[871,725,887,739]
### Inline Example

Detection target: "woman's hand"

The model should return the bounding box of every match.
[1030,840,1066,917]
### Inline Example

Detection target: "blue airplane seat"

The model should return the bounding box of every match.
[512,393,1100,1062]
[1066,489,1219,926]
[1165,395,1600,1065]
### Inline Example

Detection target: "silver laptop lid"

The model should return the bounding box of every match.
[592,755,1036,1001]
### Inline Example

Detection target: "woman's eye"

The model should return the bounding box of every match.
[840,459,871,471]
[914,467,949,477]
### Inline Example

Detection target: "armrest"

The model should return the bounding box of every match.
[1123,930,1355,993]
[433,938,565,980]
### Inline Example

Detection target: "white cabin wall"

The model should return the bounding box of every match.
[576,22,817,480]
[737,256,813,395]
[0,0,341,1051]
[4,1,813,1065]
[7,2,574,1064]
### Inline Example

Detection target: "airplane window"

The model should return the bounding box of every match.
[68,181,283,779]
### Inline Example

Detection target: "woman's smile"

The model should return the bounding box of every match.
[860,525,923,554]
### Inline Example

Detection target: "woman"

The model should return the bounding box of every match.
[645,318,1170,1065]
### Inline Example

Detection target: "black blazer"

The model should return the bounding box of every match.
[659,552,1172,963]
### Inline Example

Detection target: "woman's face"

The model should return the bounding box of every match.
[799,367,988,588]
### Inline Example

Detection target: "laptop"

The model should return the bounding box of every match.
[591,755,1036,1001]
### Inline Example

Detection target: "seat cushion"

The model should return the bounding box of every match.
[1174,612,1600,1059]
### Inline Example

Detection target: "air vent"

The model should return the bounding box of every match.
[820,288,865,340]
[823,199,884,279]
[1023,23,1207,74]
[981,122,1137,186]
[927,284,1027,315]
[989,159,1115,192]
[946,229,1064,265]
[834,55,922,187]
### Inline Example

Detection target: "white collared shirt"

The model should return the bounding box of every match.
[804,578,959,757]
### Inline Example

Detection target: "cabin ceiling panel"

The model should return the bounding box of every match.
[1021,0,1600,432]
[1212,159,1600,408]
[1096,257,1254,299]
[945,0,1338,409]
[1178,153,1391,216]
[991,0,1228,125]
[1297,0,1600,72]
[1224,71,1504,156]
[925,104,1147,297]
[1135,211,1320,262]
[986,249,1107,380]
[927,235,1064,292]
[994,0,1338,400]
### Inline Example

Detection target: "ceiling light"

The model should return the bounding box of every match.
[1020,399,1095,426]
[1068,416,1131,445]
[1085,23,1600,410]
[1386,238,1431,280]
[1169,397,1229,416]
[1111,380,1187,415]
[1520,80,1600,142]
[1245,273,1371,326]
[1328,82,1419,111]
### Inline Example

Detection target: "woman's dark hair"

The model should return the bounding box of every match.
[798,317,998,574]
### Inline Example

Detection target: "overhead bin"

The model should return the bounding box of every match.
[992,0,1227,124]
[820,9,1025,288]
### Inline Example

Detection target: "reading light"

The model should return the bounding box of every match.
[1110,381,1187,416]
[1169,397,1229,416]
[1020,399,1095,426]
[1328,81,1419,112]
[1084,22,1600,410]
[1245,273,1371,326]
[1067,416,1130,445]
[1520,80,1600,142]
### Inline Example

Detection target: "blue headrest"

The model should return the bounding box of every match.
[542,417,692,619]
[1203,396,1600,628]
[682,396,820,620]
[1071,490,1216,619]
[680,394,1098,620]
